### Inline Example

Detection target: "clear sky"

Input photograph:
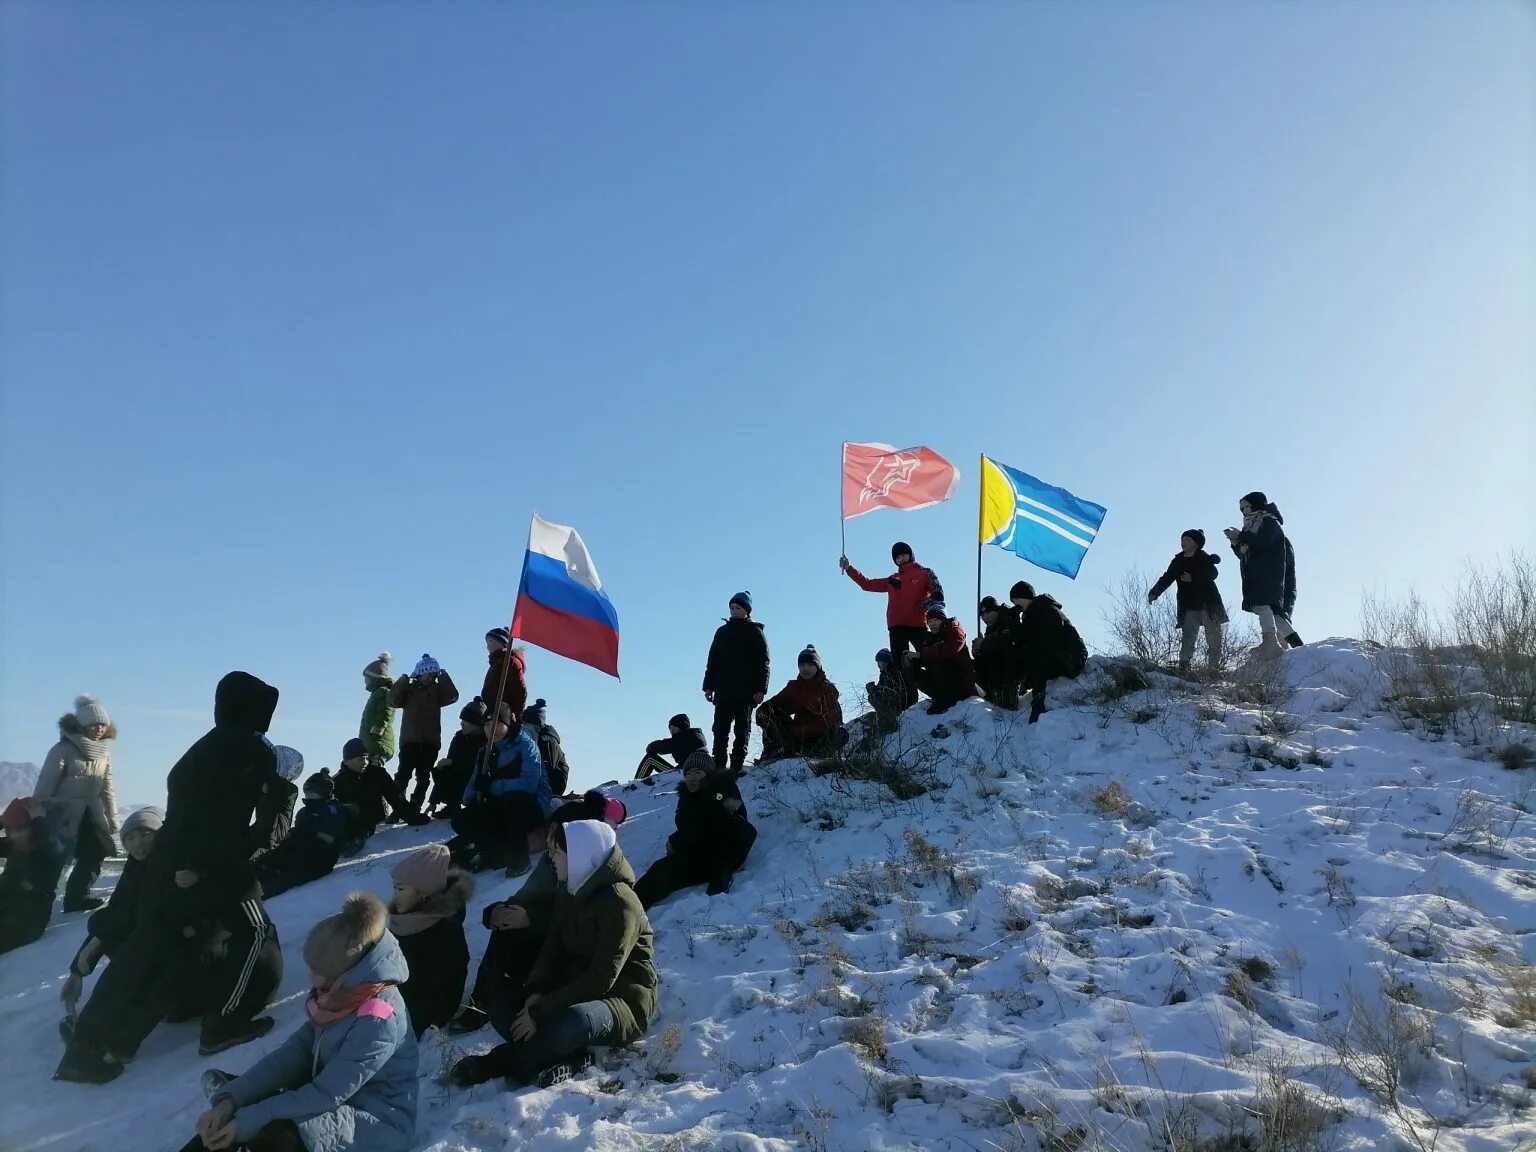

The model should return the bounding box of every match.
[2,1,1532,804]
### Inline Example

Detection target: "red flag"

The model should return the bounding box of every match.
[841,442,961,520]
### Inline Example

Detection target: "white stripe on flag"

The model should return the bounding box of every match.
[1017,493,1100,538]
[1014,507,1095,550]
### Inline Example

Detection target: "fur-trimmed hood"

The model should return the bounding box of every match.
[58,714,118,741]
[389,869,473,937]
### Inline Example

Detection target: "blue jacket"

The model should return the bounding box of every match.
[220,932,418,1152]
[462,726,549,810]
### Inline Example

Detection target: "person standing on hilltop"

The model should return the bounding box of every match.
[359,653,397,771]
[840,542,942,706]
[702,592,770,774]
[1148,529,1228,675]
[35,694,120,913]
[388,654,460,810]
[1224,492,1301,659]
[483,628,529,723]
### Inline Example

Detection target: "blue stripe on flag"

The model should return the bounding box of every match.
[991,460,1107,580]
[519,552,621,630]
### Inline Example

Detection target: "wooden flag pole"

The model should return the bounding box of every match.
[839,441,847,556]
[976,454,984,637]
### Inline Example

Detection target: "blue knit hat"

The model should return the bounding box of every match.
[729,591,753,613]
[875,648,893,666]
[342,737,368,762]
[412,653,442,678]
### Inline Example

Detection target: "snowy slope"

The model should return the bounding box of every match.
[2,640,1533,1151]
[0,760,40,804]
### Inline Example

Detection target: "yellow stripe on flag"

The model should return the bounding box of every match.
[979,456,1016,544]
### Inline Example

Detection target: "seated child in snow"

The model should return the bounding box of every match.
[334,738,428,853]
[450,819,658,1089]
[449,702,549,876]
[427,699,489,820]
[905,604,981,715]
[635,713,708,780]
[257,770,348,899]
[387,845,472,1038]
[447,792,625,1037]
[191,893,418,1152]
[755,646,845,763]
[249,746,303,862]
[0,797,66,956]
[865,649,906,733]
[634,751,757,907]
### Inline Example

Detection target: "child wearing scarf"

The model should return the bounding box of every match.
[187,892,417,1152]
[388,845,472,1038]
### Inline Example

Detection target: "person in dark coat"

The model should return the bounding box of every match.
[906,605,980,715]
[756,646,844,762]
[429,699,489,820]
[335,739,428,853]
[523,699,570,797]
[0,797,66,956]
[59,671,286,1083]
[1148,530,1229,674]
[249,747,303,862]
[636,713,707,780]
[387,845,472,1038]
[865,650,906,733]
[388,655,460,809]
[483,628,529,724]
[703,592,770,774]
[257,771,348,899]
[450,703,549,876]
[1223,492,1301,658]
[973,597,1024,708]
[634,751,757,907]
[1011,583,1082,725]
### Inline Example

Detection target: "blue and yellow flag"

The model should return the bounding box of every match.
[979,457,1107,579]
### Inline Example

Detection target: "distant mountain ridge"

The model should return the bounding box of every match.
[0,762,40,804]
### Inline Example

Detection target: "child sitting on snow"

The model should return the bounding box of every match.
[755,646,845,763]
[190,892,417,1152]
[0,797,66,955]
[387,845,472,1038]
[427,699,489,820]
[334,739,428,853]
[634,751,757,907]
[450,702,549,876]
[257,770,348,899]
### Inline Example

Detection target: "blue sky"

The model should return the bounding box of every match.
[2,1,1532,803]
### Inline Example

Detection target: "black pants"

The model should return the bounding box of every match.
[256,838,339,899]
[468,924,543,1012]
[452,792,544,872]
[395,742,440,808]
[64,822,110,909]
[201,898,283,1036]
[888,627,927,707]
[634,821,758,909]
[975,648,1020,709]
[711,699,752,772]
[758,707,843,761]
[915,663,973,712]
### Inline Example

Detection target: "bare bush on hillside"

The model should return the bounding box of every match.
[1104,568,1182,668]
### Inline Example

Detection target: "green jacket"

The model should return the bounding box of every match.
[524,844,658,1044]
[360,677,397,761]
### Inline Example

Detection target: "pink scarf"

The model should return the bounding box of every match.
[305,981,390,1027]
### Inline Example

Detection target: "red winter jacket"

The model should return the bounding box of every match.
[917,618,979,694]
[845,559,941,630]
[759,671,843,742]
[483,648,528,722]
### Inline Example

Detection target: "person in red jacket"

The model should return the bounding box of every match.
[755,646,844,763]
[483,628,529,724]
[906,604,981,715]
[840,542,941,707]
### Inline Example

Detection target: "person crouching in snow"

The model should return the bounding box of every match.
[1148,529,1228,675]
[974,597,1024,709]
[257,770,348,900]
[449,819,658,1089]
[428,699,489,820]
[755,646,845,764]
[452,701,549,876]
[0,797,66,955]
[635,712,707,781]
[35,694,119,913]
[359,652,397,771]
[634,751,757,908]
[388,845,472,1039]
[1224,492,1302,658]
[866,649,907,733]
[190,892,417,1152]
[905,604,980,715]
[249,746,303,862]
[335,738,428,853]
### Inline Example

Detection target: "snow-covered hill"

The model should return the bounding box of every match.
[0,761,40,804]
[2,640,1533,1151]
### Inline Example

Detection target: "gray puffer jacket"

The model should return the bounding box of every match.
[35,717,119,852]
[219,933,419,1152]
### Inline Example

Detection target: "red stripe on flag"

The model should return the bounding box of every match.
[512,596,621,679]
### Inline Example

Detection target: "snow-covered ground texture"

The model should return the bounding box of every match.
[3,639,1534,1152]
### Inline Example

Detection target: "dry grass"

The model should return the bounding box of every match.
[844,1013,890,1066]
[1089,779,1134,817]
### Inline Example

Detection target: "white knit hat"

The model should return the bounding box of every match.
[74,694,111,728]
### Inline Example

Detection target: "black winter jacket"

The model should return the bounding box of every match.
[394,871,472,1038]
[1018,596,1070,682]
[1149,551,1228,621]
[672,772,753,856]
[248,776,298,860]
[644,727,708,766]
[1231,506,1293,613]
[0,833,66,955]
[703,618,771,701]
[72,854,148,973]
[528,722,570,796]
[333,760,408,829]
[150,671,279,917]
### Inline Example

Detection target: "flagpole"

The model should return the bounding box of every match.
[976,454,984,637]
[839,441,847,557]
[481,513,535,782]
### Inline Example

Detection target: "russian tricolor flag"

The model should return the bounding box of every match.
[510,514,620,679]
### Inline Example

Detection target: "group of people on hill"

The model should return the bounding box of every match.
[0,488,1302,1152]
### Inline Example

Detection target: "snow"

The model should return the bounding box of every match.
[3,639,1534,1151]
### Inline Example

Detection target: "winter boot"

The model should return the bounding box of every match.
[202,1068,237,1100]
[446,1006,489,1036]
[63,895,106,914]
[532,1049,595,1088]
[706,871,734,897]
[199,1015,276,1057]
[54,1042,126,1084]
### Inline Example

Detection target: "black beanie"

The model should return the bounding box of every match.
[1241,491,1268,511]
[979,596,1001,614]
[1010,581,1036,601]
[797,645,822,669]
[892,541,913,562]
[925,602,948,621]
[303,768,334,801]
[668,713,691,731]
[1182,529,1206,549]
[460,698,488,725]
